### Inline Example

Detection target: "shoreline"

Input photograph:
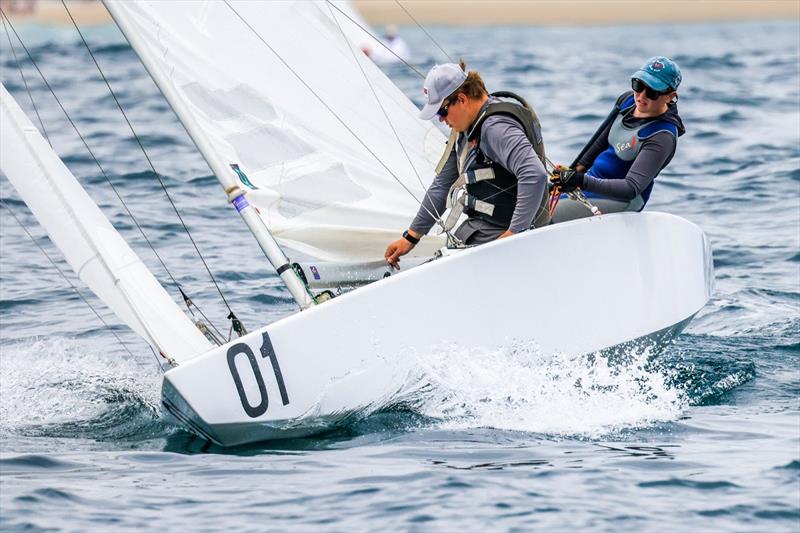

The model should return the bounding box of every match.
[1,0,798,27]
[353,0,800,27]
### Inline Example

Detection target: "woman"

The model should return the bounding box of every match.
[552,57,685,222]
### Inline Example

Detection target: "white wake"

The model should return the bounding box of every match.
[405,340,687,438]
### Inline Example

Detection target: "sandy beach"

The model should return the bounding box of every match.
[353,0,800,26]
[1,0,798,27]
[1,0,110,25]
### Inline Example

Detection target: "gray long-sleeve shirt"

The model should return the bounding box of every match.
[410,99,548,235]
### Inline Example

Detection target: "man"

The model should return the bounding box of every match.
[384,61,549,268]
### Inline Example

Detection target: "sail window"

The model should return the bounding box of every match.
[226,124,314,171]
[273,163,369,218]
[182,83,277,123]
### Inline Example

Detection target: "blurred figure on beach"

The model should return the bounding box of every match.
[551,57,685,222]
[0,0,36,15]
[370,24,411,65]
[329,1,411,65]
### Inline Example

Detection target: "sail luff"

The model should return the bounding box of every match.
[0,83,212,364]
[103,0,315,309]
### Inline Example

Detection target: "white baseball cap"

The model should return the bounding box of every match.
[418,63,467,120]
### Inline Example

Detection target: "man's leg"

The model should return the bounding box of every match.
[454,218,507,245]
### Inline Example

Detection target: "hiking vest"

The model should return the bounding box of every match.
[588,94,679,206]
[441,92,549,230]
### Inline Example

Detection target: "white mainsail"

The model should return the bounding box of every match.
[0,83,212,364]
[105,0,446,262]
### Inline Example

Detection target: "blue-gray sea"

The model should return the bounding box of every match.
[1,17,799,532]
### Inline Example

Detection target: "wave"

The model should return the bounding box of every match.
[390,340,690,439]
[665,342,756,406]
[673,54,746,69]
[0,454,82,471]
[0,297,43,311]
[502,63,548,74]
[0,337,170,443]
[92,43,135,56]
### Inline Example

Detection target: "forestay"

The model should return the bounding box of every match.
[0,83,212,364]
[105,0,446,262]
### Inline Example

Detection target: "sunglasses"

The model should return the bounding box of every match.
[436,95,459,118]
[631,78,670,100]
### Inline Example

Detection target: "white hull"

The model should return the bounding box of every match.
[162,212,714,446]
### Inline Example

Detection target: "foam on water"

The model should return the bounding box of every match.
[0,337,163,439]
[405,341,686,439]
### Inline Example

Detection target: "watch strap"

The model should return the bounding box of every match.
[402,230,420,245]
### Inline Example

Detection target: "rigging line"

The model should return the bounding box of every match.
[394,0,454,63]
[224,1,449,233]
[0,197,165,372]
[324,0,425,78]
[325,1,448,228]
[146,345,166,374]
[2,8,228,342]
[0,13,51,145]
[184,301,225,344]
[58,1,236,330]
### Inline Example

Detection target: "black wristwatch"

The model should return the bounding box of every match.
[402,230,420,245]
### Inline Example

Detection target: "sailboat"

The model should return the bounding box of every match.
[0,1,713,446]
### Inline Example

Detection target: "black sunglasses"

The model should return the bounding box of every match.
[436,95,459,118]
[631,78,670,100]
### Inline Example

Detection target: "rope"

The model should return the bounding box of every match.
[0,14,50,145]
[569,189,603,216]
[394,0,454,63]
[0,197,164,372]
[548,185,562,217]
[224,0,450,234]
[59,1,235,338]
[324,0,425,78]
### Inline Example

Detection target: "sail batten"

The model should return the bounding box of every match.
[0,83,212,364]
[103,0,446,261]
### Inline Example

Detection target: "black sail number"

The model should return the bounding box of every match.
[227,332,290,418]
[259,330,289,406]
[227,343,268,418]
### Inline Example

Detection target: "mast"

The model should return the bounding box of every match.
[103,0,315,310]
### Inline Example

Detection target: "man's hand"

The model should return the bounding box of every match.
[385,230,420,269]
[497,230,514,240]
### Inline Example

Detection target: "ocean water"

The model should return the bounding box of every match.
[1,17,799,531]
